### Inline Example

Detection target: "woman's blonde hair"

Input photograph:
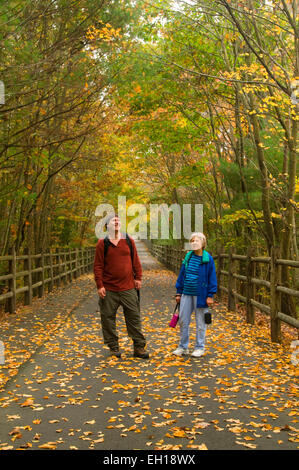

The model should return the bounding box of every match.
[189,232,207,249]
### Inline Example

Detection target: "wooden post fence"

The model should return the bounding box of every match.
[0,246,96,314]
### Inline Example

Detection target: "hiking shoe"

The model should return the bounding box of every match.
[110,348,121,358]
[133,347,150,359]
[172,347,189,356]
[191,349,205,357]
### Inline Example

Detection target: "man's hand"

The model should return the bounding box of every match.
[206,297,214,307]
[98,287,106,298]
[134,280,142,290]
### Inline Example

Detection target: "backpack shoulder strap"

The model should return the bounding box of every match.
[103,233,134,270]
[125,233,134,264]
[103,236,110,258]
[103,233,134,262]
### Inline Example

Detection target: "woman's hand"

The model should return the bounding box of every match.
[206,297,214,307]
[175,294,181,303]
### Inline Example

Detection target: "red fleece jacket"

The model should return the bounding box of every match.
[93,234,142,291]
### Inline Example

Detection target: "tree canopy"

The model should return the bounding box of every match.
[0,0,298,261]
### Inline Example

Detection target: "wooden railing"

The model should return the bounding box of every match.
[0,247,96,314]
[143,240,184,274]
[145,240,299,343]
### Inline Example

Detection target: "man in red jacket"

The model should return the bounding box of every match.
[93,213,149,359]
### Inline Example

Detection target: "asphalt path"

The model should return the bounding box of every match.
[0,241,298,453]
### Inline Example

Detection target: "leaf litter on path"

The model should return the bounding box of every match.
[0,263,298,450]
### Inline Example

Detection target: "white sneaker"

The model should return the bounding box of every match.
[191,349,205,357]
[173,347,189,356]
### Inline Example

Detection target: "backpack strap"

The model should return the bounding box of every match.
[126,234,138,282]
[103,233,134,267]
[103,235,110,258]
[125,232,134,263]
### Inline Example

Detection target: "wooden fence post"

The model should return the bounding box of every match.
[63,250,67,285]
[49,250,54,292]
[81,248,85,273]
[74,248,79,279]
[69,248,72,282]
[89,248,93,271]
[91,248,94,271]
[87,248,90,271]
[24,247,32,305]
[216,249,223,302]
[227,246,236,311]
[38,252,45,298]
[270,246,281,343]
[79,248,83,276]
[84,248,87,273]
[55,248,61,287]
[7,246,16,313]
[246,246,255,324]
[71,248,75,279]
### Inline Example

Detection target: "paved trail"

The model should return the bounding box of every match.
[0,242,298,451]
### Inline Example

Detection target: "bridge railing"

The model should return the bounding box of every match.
[0,247,96,314]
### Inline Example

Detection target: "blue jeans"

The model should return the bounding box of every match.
[178,294,209,350]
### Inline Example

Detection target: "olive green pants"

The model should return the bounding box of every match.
[98,288,146,350]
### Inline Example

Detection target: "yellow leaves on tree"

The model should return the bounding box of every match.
[86,23,121,44]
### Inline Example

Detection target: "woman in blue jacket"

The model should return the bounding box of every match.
[173,232,217,357]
